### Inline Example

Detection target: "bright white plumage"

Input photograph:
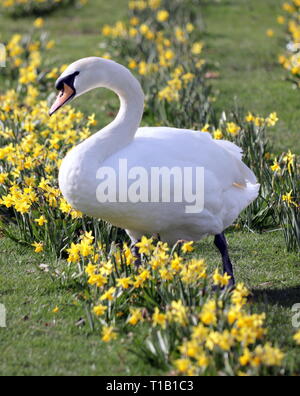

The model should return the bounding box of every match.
[58,125,259,244]
[50,57,259,285]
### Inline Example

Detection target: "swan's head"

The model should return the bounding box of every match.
[49,57,119,116]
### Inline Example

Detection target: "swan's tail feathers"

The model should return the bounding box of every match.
[222,182,260,230]
[215,140,243,161]
[231,182,260,212]
[245,182,260,205]
[239,161,258,184]
[215,139,258,184]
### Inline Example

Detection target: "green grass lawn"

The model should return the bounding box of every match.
[0,0,300,376]
[203,0,300,154]
[0,0,127,123]
[0,238,162,376]
[1,0,298,151]
[1,231,300,375]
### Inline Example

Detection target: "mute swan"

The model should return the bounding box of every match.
[50,57,260,286]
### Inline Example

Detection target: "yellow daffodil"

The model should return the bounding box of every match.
[226,122,241,136]
[128,308,144,325]
[277,16,286,25]
[283,150,295,174]
[192,42,204,55]
[293,331,300,345]
[130,17,140,26]
[34,215,48,226]
[181,241,194,253]
[245,112,255,122]
[157,10,169,23]
[100,287,116,301]
[33,18,44,29]
[116,277,133,289]
[174,359,191,374]
[135,236,154,255]
[213,269,231,287]
[32,242,44,253]
[87,114,97,127]
[282,190,297,207]
[213,129,223,140]
[102,326,117,343]
[271,159,281,173]
[266,29,275,37]
[266,112,279,127]
[88,274,108,288]
[93,304,107,316]
[152,307,167,329]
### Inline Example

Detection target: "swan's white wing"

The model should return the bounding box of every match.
[135,127,256,187]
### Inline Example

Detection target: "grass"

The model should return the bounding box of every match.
[0,238,161,376]
[203,0,300,154]
[0,0,127,121]
[1,231,299,375]
[0,0,298,151]
[0,0,299,376]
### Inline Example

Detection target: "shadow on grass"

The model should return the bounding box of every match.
[252,286,300,308]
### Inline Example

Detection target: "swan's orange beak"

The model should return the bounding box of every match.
[49,83,75,116]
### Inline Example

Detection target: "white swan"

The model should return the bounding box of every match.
[50,57,260,285]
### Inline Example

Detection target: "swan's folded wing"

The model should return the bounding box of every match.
[135,126,257,186]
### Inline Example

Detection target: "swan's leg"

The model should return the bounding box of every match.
[126,230,144,267]
[131,241,142,267]
[214,233,236,287]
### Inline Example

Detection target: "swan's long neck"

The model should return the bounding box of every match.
[81,59,145,163]
[110,78,144,135]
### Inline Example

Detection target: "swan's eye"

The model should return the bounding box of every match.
[56,80,64,91]
[55,71,80,91]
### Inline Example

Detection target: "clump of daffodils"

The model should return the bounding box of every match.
[100,0,212,130]
[2,26,56,91]
[69,234,286,376]
[0,0,298,377]
[277,1,300,88]
[0,82,98,255]
[0,19,71,101]
[98,0,300,253]
[205,110,299,253]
